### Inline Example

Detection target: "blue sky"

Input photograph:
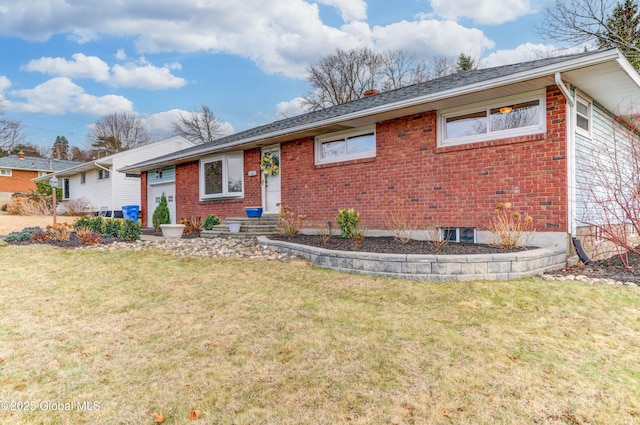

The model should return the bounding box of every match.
[0,0,570,152]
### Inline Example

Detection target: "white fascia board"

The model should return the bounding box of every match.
[123,50,625,171]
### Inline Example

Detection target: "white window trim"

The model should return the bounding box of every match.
[80,172,86,184]
[314,125,376,165]
[62,178,70,200]
[97,169,110,181]
[199,152,244,200]
[0,168,12,176]
[438,90,546,148]
[441,227,476,243]
[575,95,592,139]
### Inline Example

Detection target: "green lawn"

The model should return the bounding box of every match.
[0,245,638,424]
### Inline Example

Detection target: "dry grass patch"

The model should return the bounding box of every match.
[0,246,638,424]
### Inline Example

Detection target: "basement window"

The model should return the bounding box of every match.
[441,227,476,243]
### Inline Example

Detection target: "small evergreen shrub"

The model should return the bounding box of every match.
[102,219,122,238]
[336,208,360,238]
[152,194,171,228]
[73,216,104,234]
[119,219,141,240]
[4,227,42,243]
[202,214,221,230]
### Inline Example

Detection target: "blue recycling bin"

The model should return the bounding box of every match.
[122,205,140,222]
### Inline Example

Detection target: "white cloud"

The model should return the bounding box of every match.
[22,53,111,81]
[9,77,133,115]
[0,76,11,94]
[276,97,308,118]
[481,43,582,67]
[0,0,499,78]
[22,53,186,90]
[430,0,532,25]
[115,49,127,60]
[372,19,494,58]
[316,0,367,22]
[145,109,235,140]
[111,62,186,89]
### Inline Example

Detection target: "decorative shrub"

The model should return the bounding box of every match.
[3,227,42,242]
[73,216,104,234]
[202,214,221,230]
[336,208,360,238]
[75,228,101,245]
[6,195,51,216]
[318,221,333,245]
[385,210,415,244]
[152,194,171,229]
[45,222,73,242]
[30,229,50,242]
[119,219,141,240]
[277,203,306,238]
[179,215,203,234]
[61,198,93,216]
[487,203,535,249]
[0,203,8,212]
[102,219,122,238]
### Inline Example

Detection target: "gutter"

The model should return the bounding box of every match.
[555,72,577,238]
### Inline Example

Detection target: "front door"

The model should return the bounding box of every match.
[149,182,176,225]
[261,145,281,214]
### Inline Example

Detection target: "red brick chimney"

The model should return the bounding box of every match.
[18,151,25,160]
[363,89,380,97]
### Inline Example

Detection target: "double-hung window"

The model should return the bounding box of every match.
[200,153,244,199]
[97,169,110,180]
[315,126,376,164]
[575,96,591,137]
[62,178,70,199]
[440,91,546,147]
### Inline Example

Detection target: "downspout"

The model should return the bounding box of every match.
[94,161,116,217]
[555,72,577,252]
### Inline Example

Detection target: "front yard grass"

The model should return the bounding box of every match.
[0,245,638,424]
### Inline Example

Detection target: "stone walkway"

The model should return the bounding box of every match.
[78,236,294,260]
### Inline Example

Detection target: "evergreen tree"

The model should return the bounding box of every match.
[152,194,171,228]
[51,136,69,160]
[456,53,476,72]
[597,0,640,69]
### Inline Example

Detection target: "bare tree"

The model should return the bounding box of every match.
[379,50,429,91]
[0,99,26,154]
[541,0,640,68]
[89,111,151,156]
[576,105,640,268]
[171,105,225,145]
[303,48,467,111]
[303,48,384,111]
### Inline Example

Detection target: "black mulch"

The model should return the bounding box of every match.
[551,251,640,284]
[8,232,126,248]
[270,234,532,255]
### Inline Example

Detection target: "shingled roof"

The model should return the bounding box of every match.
[121,48,636,172]
[0,155,82,172]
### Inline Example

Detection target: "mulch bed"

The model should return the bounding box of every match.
[270,235,532,255]
[8,232,126,248]
[552,251,640,284]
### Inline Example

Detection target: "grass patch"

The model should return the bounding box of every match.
[0,245,638,424]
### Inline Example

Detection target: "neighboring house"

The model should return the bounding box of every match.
[121,49,640,255]
[35,136,194,219]
[0,152,82,198]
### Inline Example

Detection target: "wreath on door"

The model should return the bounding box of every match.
[260,152,279,176]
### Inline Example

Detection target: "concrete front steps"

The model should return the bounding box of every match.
[201,216,279,239]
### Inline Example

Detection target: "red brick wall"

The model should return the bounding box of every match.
[281,85,567,232]
[175,148,263,220]
[171,86,568,232]
[0,170,39,193]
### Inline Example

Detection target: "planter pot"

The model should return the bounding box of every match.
[228,222,242,233]
[160,224,185,241]
[245,207,263,218]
